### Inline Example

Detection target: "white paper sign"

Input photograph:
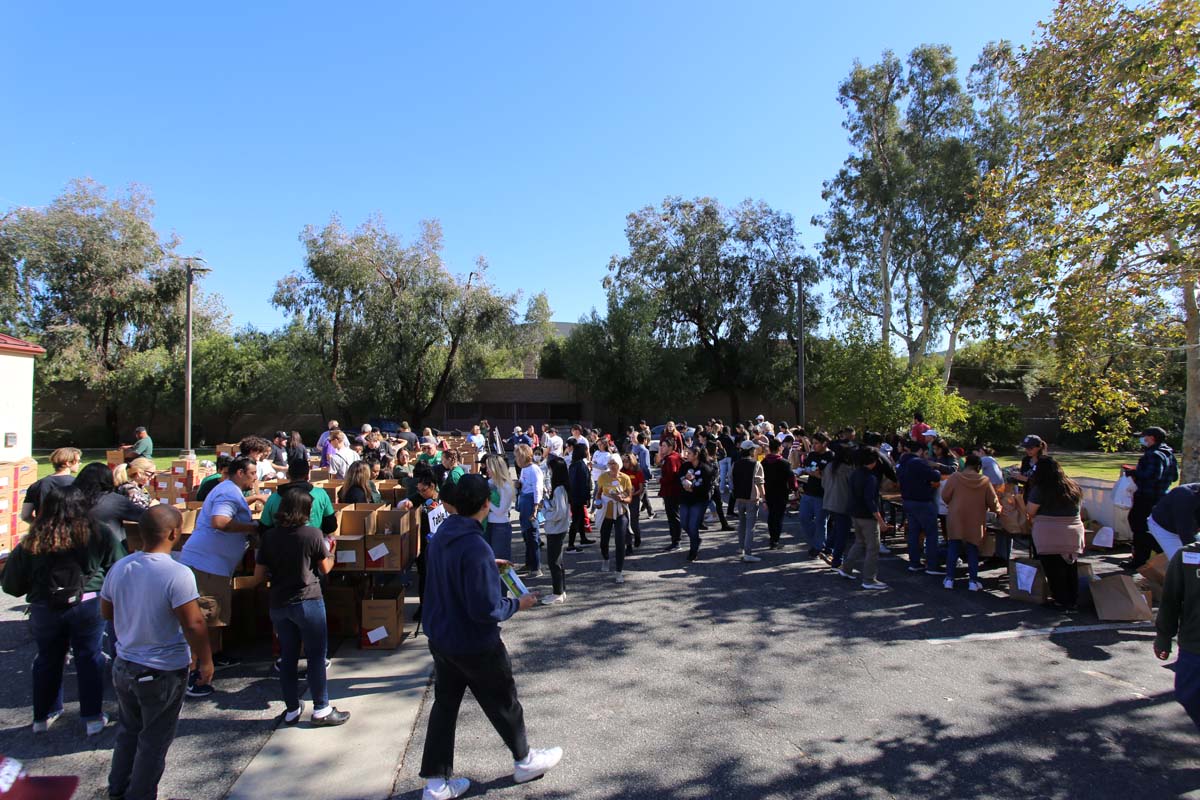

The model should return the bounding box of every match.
[366,626,389,643]
[1092,526,1114,548]
[367,543,390,561]
[174,481,185,490]
[174,466,186,474]
[1015,562,1038,593]
[1183,551,1200,565]
[336,550,357,564]
[427,504,449,535]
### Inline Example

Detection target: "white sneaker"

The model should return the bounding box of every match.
[861,580,888,590]
[943,577,954,590]
[925,569,943,576]
[85,713,109,736]
[614,572,624,584]
[423,777,471,800]
[835,568,854,580]
[541,593,566,605]
[968,580,983,592]
[527,570,543,579]
[514,746,563,784]
[741,554,762,563]
[600,559,610,573]
[32,710,62,734]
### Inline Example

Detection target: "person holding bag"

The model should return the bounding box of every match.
[1025,458,1086,611]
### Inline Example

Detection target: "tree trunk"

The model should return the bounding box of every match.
[879,222,893,352]
[1181,270,1200,482]
[105,403,120,445]
[942,319,962,388]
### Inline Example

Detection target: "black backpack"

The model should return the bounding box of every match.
[46,547,87,611]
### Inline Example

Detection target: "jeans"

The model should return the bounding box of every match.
[420,642,529,779]
[484,519,513,562]
[569,502,587,547]
[708,487,730,529]
[945,539,980,582]
[736,499,759,554]
[600,514,628,571]
[904,499,940,568]
[629,501,642,547]
[718,458,732,498]
[1174,648,1200,732]
[765,497,786,544]
[1150,515,1190,562]
[517,493,540,571]
[843,517,881,582]
[1040,554,1079,607]
[799,494,827,552]
[269,598,329,712]
[29,597,105,722]
[663,497,682,544]
[1129,493,1159,567]
[546,534,566,594]
[679,502,704,556]
[108,657,188,800]
[827,512,851,566]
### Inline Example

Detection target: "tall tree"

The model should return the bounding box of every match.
[988,0,1200,470]
[606,196,814,421]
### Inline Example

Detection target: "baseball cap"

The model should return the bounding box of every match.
[1139,426,1168,441]
[513,426,524,434]
[739,439,758,450]
[420,437,437,447]
[274,430,288,440]
[1021,434,1045,448]
[0,756,79,800]
[133,426,147,434]
[922,429,938,438]
[755,414,765,422]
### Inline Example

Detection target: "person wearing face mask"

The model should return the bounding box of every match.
[1123,426,1179,573]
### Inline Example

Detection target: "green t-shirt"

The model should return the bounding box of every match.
[447,466,466,484]
[132,436,154,458]
[258,484,336,530]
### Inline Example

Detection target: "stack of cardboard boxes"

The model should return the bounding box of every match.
[150,457,205,504]
[0,458,38,558]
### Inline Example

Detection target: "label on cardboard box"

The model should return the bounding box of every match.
[367,542,389,562]
[336,550,358,564]
[1015,562,1037,593]
[366,626,389,644]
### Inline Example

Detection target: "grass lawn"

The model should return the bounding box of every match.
[997,450,1135,482]
[33,449,219,479]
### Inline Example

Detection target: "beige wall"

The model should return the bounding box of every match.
[0,354,36,460]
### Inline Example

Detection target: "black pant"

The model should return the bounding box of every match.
[1040,555,1079,608]
[711,486,729,529]
[629,501,642,547]
[640,488,653,516]
[546,533,566,595]
[1129,493,1160,567]
[600,515,628,570]
[420,642,529,779]
[569,502,587,547]
[663,497,682,544]
[765,497,787,543]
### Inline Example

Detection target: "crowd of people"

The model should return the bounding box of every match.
[4,412,1200,799]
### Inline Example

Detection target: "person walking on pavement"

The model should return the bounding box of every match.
[731,440,766,563]
[838,446,889,590]
[1124,426,1179,573]
[761,439,797,549]
[417,475,562,800]
[658,439,685,552]
[567,442,594,551]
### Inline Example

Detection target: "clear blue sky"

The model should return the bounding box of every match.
[1,1,1053,331]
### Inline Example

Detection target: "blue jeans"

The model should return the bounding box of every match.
[29,597,106,722]
[718,458,732,498]
[517,493,540,571]
[945,539,980,582]
[826,512,851,566]
[679,502,705,555]
[904,499,940,568]
[485,520,513,562]
[1175,648,1200,732]
[799,495,828,552]
[269,598,329,712]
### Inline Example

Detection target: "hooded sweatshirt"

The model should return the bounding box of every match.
[423,513,518,655]
[940,470,1001,546]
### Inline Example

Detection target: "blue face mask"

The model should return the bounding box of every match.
[1141,436,1153,448]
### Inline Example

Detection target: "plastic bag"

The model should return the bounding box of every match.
[1112,474,1136,509]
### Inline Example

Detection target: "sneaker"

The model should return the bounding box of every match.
[86,713,109,737]
[968,580,983,592]
[32,710,62,734]
[686,551,699,562]
[514,746,563,784]
[768,542,779,550]
[527,570,543,579]
[943,578,954,590]
[662,543,680,553]
[213,653,241,670]
[423,778,471,800]
[284,701,306,726]
[861,580,888,590]
[878,543,890,554]
[310,707,351,726]
[907,564,924,573]
[924,569,944,576]
[541,593,566,605]
[835,568,854,580]
[600,559,610,573]
[570,545,583,553]
[807,547,820,559]
[741,554,762,563]
[614,572,624,584]
[186,673,215,699]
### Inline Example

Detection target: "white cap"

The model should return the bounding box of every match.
[513,426,524,434]
[361,424,372,433]
[923,429,939,438]
[755,414,765,422]
[740,439,758,450]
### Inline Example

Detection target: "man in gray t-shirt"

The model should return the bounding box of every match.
[101,505,212,800]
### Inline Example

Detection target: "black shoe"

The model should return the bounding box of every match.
[646,512,656,518]
[185,672,215,699]
[283,701,305,726]
[698,524,709,531]
[580,537,595,545]
[662,543,680,552]
[570,545,584,553]
[720,525,734,532]
[212,653,241,670]
[634,537,642,547]
[687,551,699,562]
[625,547,634,556]
[768,542,779,550]
[808,547,820,558]
[310,707,351,726]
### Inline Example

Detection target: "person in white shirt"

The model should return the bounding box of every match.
[328,431,359,479]
[591,440,613,485]
[484,455,516,561]
[545,427,564,458]
[515,445,544,578]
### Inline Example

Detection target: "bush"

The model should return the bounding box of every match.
[961,400,1023,450]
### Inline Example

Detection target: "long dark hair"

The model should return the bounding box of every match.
[275,490,313,529]
[75,462,117,509]
[549,458,569,492]
[24,485,91,555]
[1030,457,1081,506]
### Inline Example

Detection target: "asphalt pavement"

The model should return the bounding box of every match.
[395,501,1199,800]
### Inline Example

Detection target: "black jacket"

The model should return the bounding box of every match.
[568,460,592,506]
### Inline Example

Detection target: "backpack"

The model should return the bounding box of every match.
[46,547,87,611]
[1163,449,1180,488]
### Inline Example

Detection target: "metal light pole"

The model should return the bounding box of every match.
[797,273,806,428]
[179,257,210,458]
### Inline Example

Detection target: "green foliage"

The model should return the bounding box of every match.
[960,400,1024,450]
[951,338,1054,398]
[537,337,566,380]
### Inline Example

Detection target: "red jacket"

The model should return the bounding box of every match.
[658,451,684,498]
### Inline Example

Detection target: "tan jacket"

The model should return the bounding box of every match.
[941,470,1001,547]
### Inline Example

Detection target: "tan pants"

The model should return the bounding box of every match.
[190,567,230,654]
[843,517,881,583]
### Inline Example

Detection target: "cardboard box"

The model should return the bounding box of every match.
[106,449,130,468]
[377,506,412,537]
[325,585,361,637]
[364,533,408,572]
[0,459,39,490]
[1135,575,1164,605]
[360,587,405,649]
[320,480,343,504]
[1138,553,1169,586]
[340,504,384,536]
[1091,574,1154,621]
[1084,525,1115,551]
[310,468,331,481]
[1007,558,1047,604]
[332,534,366,571]
[123,520,144,552]
[215,443,240,458]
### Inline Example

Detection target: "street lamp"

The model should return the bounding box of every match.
[178,256,210,458]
